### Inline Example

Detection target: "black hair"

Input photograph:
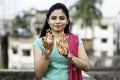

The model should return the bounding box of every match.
[40,3,70,37]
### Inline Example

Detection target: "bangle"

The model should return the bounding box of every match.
[67,53,73,60]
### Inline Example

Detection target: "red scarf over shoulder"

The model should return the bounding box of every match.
[66,33,82,80]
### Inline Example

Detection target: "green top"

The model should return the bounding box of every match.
[33,37,83,80]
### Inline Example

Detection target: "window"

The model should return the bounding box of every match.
[101,51,107,57]
[101,38,107,43]
[12,47,18,54]
[23,49,30,56]
[113,39,116,45]
[36,28,40,35]
[101,25,107,30]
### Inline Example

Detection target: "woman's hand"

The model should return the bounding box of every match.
[42,29,54,59]
[56,34,69,57]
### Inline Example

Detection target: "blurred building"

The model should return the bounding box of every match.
[1,9,120,69]
[7,10,47,69]
[115,11,120,55]
[30,10,47,37]
[72,17,116,67]
[8,35,34,69]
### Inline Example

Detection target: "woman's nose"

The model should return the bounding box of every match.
[56,18,60,23]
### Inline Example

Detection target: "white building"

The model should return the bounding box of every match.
[93,18,115,57]
[7,10,120,69]
[8,36,34,69]
[72,17,116,67]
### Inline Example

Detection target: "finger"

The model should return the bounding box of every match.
[42,37,45,43]
[64,42,69,47]
[46,29,49,35]
[64,36,67,41]
[63,53,68,57]
[63,35,67,43]
[52,35,54,44]
[61,34,66,43]
[56,41,60,48]
[51,34,54,41]
[47,29,50,32]
[46,29,51,37]
[42,37,47,47]
[49,29,52,34]
[56,42,61,52]
[62,33,64,42]
[46,30,53,42]
[56,42,62,51]
[59,33,63,42]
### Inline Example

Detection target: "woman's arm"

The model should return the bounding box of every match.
[70,44,90,71]
[33,47,50,78]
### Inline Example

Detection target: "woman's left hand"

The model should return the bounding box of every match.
[56,34,69,57]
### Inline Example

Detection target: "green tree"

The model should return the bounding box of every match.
[70,0,103,26]
[12,15,28,32]
[70,0,103,56]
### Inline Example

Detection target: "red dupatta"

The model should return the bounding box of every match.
[66,33,82,80]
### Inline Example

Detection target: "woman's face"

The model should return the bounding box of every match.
[48,9,68,32]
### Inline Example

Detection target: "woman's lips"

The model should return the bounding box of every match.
[55,25,61,29]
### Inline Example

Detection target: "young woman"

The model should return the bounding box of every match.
[33,3,90,80]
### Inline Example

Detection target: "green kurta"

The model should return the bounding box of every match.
[33,37,83,80]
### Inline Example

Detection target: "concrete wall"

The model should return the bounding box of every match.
[0,69,95,80]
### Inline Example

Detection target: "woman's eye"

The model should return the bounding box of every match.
[60,17,65,20]
[51,17,56,20]
[50,16,66,20]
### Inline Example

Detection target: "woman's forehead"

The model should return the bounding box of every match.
[50,9,66,16]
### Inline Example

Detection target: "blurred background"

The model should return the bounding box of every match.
[0,0,120,80]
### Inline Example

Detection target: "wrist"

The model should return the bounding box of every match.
[66,53,73,60]
[44,49,51,59]
[45,49,51,53]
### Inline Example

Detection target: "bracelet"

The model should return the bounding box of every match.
[67,53,73,60]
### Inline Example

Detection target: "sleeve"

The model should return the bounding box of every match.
[33,38,45,52]
[78,36,83,44]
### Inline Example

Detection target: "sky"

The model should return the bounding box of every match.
[0,0,120,19]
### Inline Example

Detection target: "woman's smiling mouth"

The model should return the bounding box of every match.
[55,25,61,29]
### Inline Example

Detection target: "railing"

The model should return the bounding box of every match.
[1,69,120,80]
[88,56,120,80]
[87,70,120,80]
[0,69,36,80]
[0,56,120,80]
[89,56,120,68]
[0,69,95,80]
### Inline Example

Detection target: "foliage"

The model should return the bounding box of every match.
[0,61,3,68]
[12,15,28,32]
[70,0,103,27]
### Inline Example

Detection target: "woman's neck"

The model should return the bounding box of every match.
[52,30,64,38]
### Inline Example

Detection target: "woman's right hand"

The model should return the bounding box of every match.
[42,29,54,59]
